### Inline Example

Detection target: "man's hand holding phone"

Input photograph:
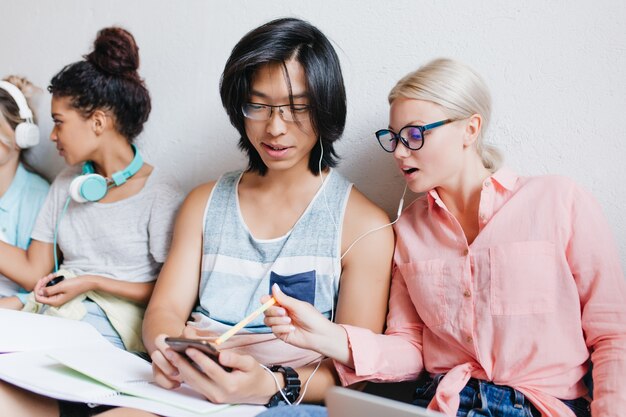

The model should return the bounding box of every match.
[150,334,235,391]
[164,337,232,372]
[150,334,184,389]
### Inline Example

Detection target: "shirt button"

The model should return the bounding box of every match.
[480,213,487,222]
[463,248,469,256]
[463,290,471,298]
[466,336,473,343]
[484,180,492,187]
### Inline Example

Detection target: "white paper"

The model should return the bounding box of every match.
[0,310,266,416]
[0,309,106,352]
[50,345,228,413]
[0,351,116,402]
[0,349,265,416]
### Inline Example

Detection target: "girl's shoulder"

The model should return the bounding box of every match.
[139,167,186,206]
[143,167,179,193]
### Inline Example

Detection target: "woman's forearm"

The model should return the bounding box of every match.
[314,323,354,368]
[0,241,54,290]
[87,276,155,305]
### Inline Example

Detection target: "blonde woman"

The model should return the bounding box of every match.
[0,76,49,307]
[261,59,626,416]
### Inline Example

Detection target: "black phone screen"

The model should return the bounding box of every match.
[164,337,231,372]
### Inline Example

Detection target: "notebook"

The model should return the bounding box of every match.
[0,310,265,416]
[0,308,106,352]
[326,387,445,417]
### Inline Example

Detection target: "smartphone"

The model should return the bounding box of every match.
[164,337,231,372]
[46,275,65,287]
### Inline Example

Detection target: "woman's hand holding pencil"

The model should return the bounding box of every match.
[262,284,351,364]
[214,297,277,345]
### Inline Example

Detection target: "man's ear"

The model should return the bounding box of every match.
[463,113,482,148]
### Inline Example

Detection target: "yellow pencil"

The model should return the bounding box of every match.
[215,297,277,345]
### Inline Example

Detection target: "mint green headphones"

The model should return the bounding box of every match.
[69,144,144,203]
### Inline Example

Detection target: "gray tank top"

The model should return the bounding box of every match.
[196,169,353,333]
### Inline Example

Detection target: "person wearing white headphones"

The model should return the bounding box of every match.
[0,26,183,417]
[0,76,49,307]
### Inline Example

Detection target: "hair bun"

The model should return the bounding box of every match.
[85,27,140,78]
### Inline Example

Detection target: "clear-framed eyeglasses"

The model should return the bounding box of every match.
[242,102,311,123]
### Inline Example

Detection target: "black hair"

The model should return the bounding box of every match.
[48,27,151,142]
[220,17,347,175]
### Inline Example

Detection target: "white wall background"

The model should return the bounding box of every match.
[2,0,625,270]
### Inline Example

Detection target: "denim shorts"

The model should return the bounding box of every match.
[414,375,590,417]
[58,300,125,417]
[81,299,125,350]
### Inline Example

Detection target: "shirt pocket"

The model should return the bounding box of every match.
[269,270,316,305]
[397,259,448,327]
[490,241,558,315]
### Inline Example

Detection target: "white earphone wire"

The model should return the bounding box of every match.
[299,138,406,401]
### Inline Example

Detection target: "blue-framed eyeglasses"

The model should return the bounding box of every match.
[242,102,310,123]
[375,119,455,153]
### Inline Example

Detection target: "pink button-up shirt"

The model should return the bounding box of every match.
[335,169,626,416]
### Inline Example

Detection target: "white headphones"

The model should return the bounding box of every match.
[0,80,40,149]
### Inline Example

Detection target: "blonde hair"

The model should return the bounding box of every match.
[389,58,502,171]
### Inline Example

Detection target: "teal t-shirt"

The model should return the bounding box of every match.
[0,163,49,296]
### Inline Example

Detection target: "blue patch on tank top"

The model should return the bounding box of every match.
[269,270,316,305]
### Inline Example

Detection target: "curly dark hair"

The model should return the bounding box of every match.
[220,18,347,175]
[48,27,151,142]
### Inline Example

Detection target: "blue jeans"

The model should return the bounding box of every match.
[414,375,590,417]
[256,377,591,417]
[257,405,327,417]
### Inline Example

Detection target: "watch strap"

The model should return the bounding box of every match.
[265,365,301,407]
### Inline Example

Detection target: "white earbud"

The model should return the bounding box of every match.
[397,184,407,218]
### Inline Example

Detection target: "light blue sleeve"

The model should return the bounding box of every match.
[15,290,30,305]
[16,172,50,250]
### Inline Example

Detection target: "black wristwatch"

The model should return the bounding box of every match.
[265,365,301,407]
